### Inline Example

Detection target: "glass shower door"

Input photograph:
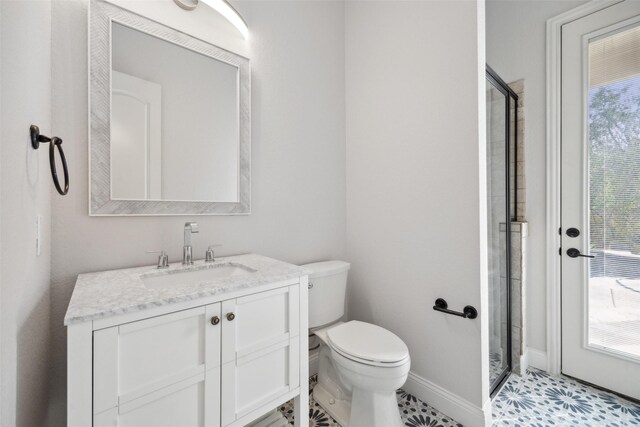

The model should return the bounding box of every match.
[486,66,516,395]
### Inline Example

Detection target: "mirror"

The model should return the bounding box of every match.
[90,0,250,215]
[111,23,240,202]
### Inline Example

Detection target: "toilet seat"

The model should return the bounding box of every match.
[327,321,409,367]
[330,346,410,368]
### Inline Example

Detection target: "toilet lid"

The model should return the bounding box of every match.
[327,321,409,364]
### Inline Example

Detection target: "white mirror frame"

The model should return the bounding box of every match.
[89,0,251,216]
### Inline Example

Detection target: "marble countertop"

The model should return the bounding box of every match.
[64,253,309,325]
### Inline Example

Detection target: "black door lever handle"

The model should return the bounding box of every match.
[567,248,595,258]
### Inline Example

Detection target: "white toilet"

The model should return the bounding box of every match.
[303,261,410,427]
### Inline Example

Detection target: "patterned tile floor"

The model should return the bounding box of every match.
[279,374,461,427]
[492,367,640,426]
[281,369,640,426]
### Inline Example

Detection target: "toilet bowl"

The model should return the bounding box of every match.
[323,321,410,427]
[303,260,410,427]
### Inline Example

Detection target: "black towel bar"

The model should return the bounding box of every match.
[433,298,477,319]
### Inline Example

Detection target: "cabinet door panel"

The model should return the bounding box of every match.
[221,334,300,424]
[93,373,211,427]
[235,343,289,416]
[94,327,119,414]
[119,377,204,427]
[235,287,290,352]
[204,366,221,427]
[221,285,301,424]
[118,307,206,396]
[93,303,222,427]
[93,408,117,427]
[288,338,300,392]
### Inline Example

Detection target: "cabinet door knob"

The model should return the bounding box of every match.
[226,312,235,321]
[210,316,220,326]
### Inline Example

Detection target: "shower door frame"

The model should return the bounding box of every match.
[486,65,518,397]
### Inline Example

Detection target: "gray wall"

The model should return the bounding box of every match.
[486,0,587,355]
[1,1,53,426]
[345,0,489,415]
[48,1,346,424]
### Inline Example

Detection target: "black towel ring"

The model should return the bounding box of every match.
[30,125,69,195]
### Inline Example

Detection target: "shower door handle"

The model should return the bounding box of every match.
[566,248,595,258]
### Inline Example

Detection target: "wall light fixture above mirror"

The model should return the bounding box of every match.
[173,0,249,39]
[89,0,250,216]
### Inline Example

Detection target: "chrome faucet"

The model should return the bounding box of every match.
[183,222,199,265]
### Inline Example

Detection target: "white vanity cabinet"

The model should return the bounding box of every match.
[66,260,308,427]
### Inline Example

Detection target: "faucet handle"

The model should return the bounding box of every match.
[147,250,169,269]
[185,222,199,233]
[205,245,222,263]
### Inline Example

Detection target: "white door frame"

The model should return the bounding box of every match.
[545,0,625,375]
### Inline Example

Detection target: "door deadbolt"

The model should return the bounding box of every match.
[566,227,580,238]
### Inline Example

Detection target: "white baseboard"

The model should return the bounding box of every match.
[525,348,548,371]
[402,371,489,427]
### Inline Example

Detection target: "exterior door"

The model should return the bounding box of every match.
[562,0,640,399]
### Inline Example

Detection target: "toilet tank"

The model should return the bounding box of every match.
[302,260,350,329]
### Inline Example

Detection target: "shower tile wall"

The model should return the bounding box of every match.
[501,221,528,375]
[509,80,526,375]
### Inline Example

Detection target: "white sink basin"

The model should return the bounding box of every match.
[142,263,257,290]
